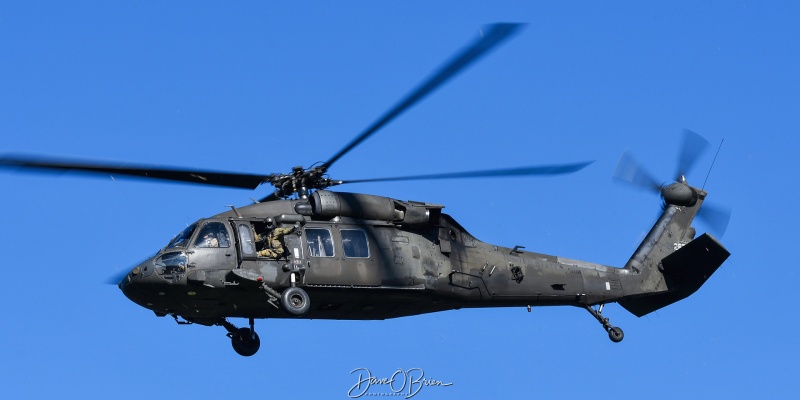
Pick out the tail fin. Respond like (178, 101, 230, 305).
(617, 187, 731, 317)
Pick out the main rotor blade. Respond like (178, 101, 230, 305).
(0, 154, 269, 189)
(256, 192, 282, 203)
(106, 268, 131, 285)
(338, 161, 593, 184)
(613, 150, 662, 194)
(676, 129, 710, 180)
(320, 23, 524, 172)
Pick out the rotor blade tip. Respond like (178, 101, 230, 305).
(485, 22, 526, 32)
(564, 160, 594, 173)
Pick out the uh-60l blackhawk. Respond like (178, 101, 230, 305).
(0, 23, 730, 356)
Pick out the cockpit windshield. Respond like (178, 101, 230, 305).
(167, 223, 198, 249)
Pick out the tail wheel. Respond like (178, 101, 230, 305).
(231, 327, 260, 357)
(281, 287, 311, 316)
(608, 327, 624, 343)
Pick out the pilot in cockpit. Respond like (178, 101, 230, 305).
(201, 232, 219, 248)
(195, 222, 229, 248)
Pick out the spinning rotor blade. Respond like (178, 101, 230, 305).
(105, 268, 131, 285)
(612, 150, 662, 193)
(613, 130, 731, 237)
(698, 203, 731, 237)
(676, 129, 710, 180)
(257, 192, 282, 203)
(338, 161, 594, 184)
(105, 256, 152, 285)
(320, 23, 523, 172)
(0, 154, 269, 189)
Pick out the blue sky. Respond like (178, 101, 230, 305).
(1, 1, 798, 399)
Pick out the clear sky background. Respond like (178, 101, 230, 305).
(1, 1, 798, 399)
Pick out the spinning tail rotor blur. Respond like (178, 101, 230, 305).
(613, 129, 731, 236)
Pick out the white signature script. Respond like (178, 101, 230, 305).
(348, 367, 453, 398)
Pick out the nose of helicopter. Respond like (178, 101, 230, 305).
(116, 257, 161, 309)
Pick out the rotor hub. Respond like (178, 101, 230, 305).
(660, 181, 698, 207)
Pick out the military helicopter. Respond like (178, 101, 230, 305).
(0, 23, 729, 357)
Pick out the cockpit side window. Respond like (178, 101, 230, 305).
(167, 223, 197, 249)
(341, 229, 369, 258)
(194, 222, 231, 248)
(306, 227, 334, 257)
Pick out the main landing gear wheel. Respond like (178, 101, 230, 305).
(219, 318, 261, 356)
(281, 287, 310, 316)
(231, 327, 261, 357)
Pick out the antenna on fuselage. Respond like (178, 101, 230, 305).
(227, 205, 243, 218)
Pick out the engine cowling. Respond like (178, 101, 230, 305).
(308, 190, 442, 225)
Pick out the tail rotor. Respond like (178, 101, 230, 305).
(613, 130, 730, 237)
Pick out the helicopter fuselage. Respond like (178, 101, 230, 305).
(120, 191, 626, 325)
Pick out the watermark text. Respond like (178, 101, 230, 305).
(348, 367, 453, 398)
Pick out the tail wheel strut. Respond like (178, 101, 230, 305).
(584, 304, 624, 343)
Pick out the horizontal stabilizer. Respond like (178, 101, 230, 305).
(620, 233, 730, 317)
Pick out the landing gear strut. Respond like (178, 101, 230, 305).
(219, 317, 261, 356)
(584, 304, 624, 343)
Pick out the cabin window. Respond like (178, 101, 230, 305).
(306, 228, 334, 257)
(341, 229, 369, 258)
(238, 224, 255, 255)
(167, 223, 197, 249)
(194, 222, 231, 248)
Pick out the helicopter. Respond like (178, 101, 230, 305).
(0, 23, 729, 357)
